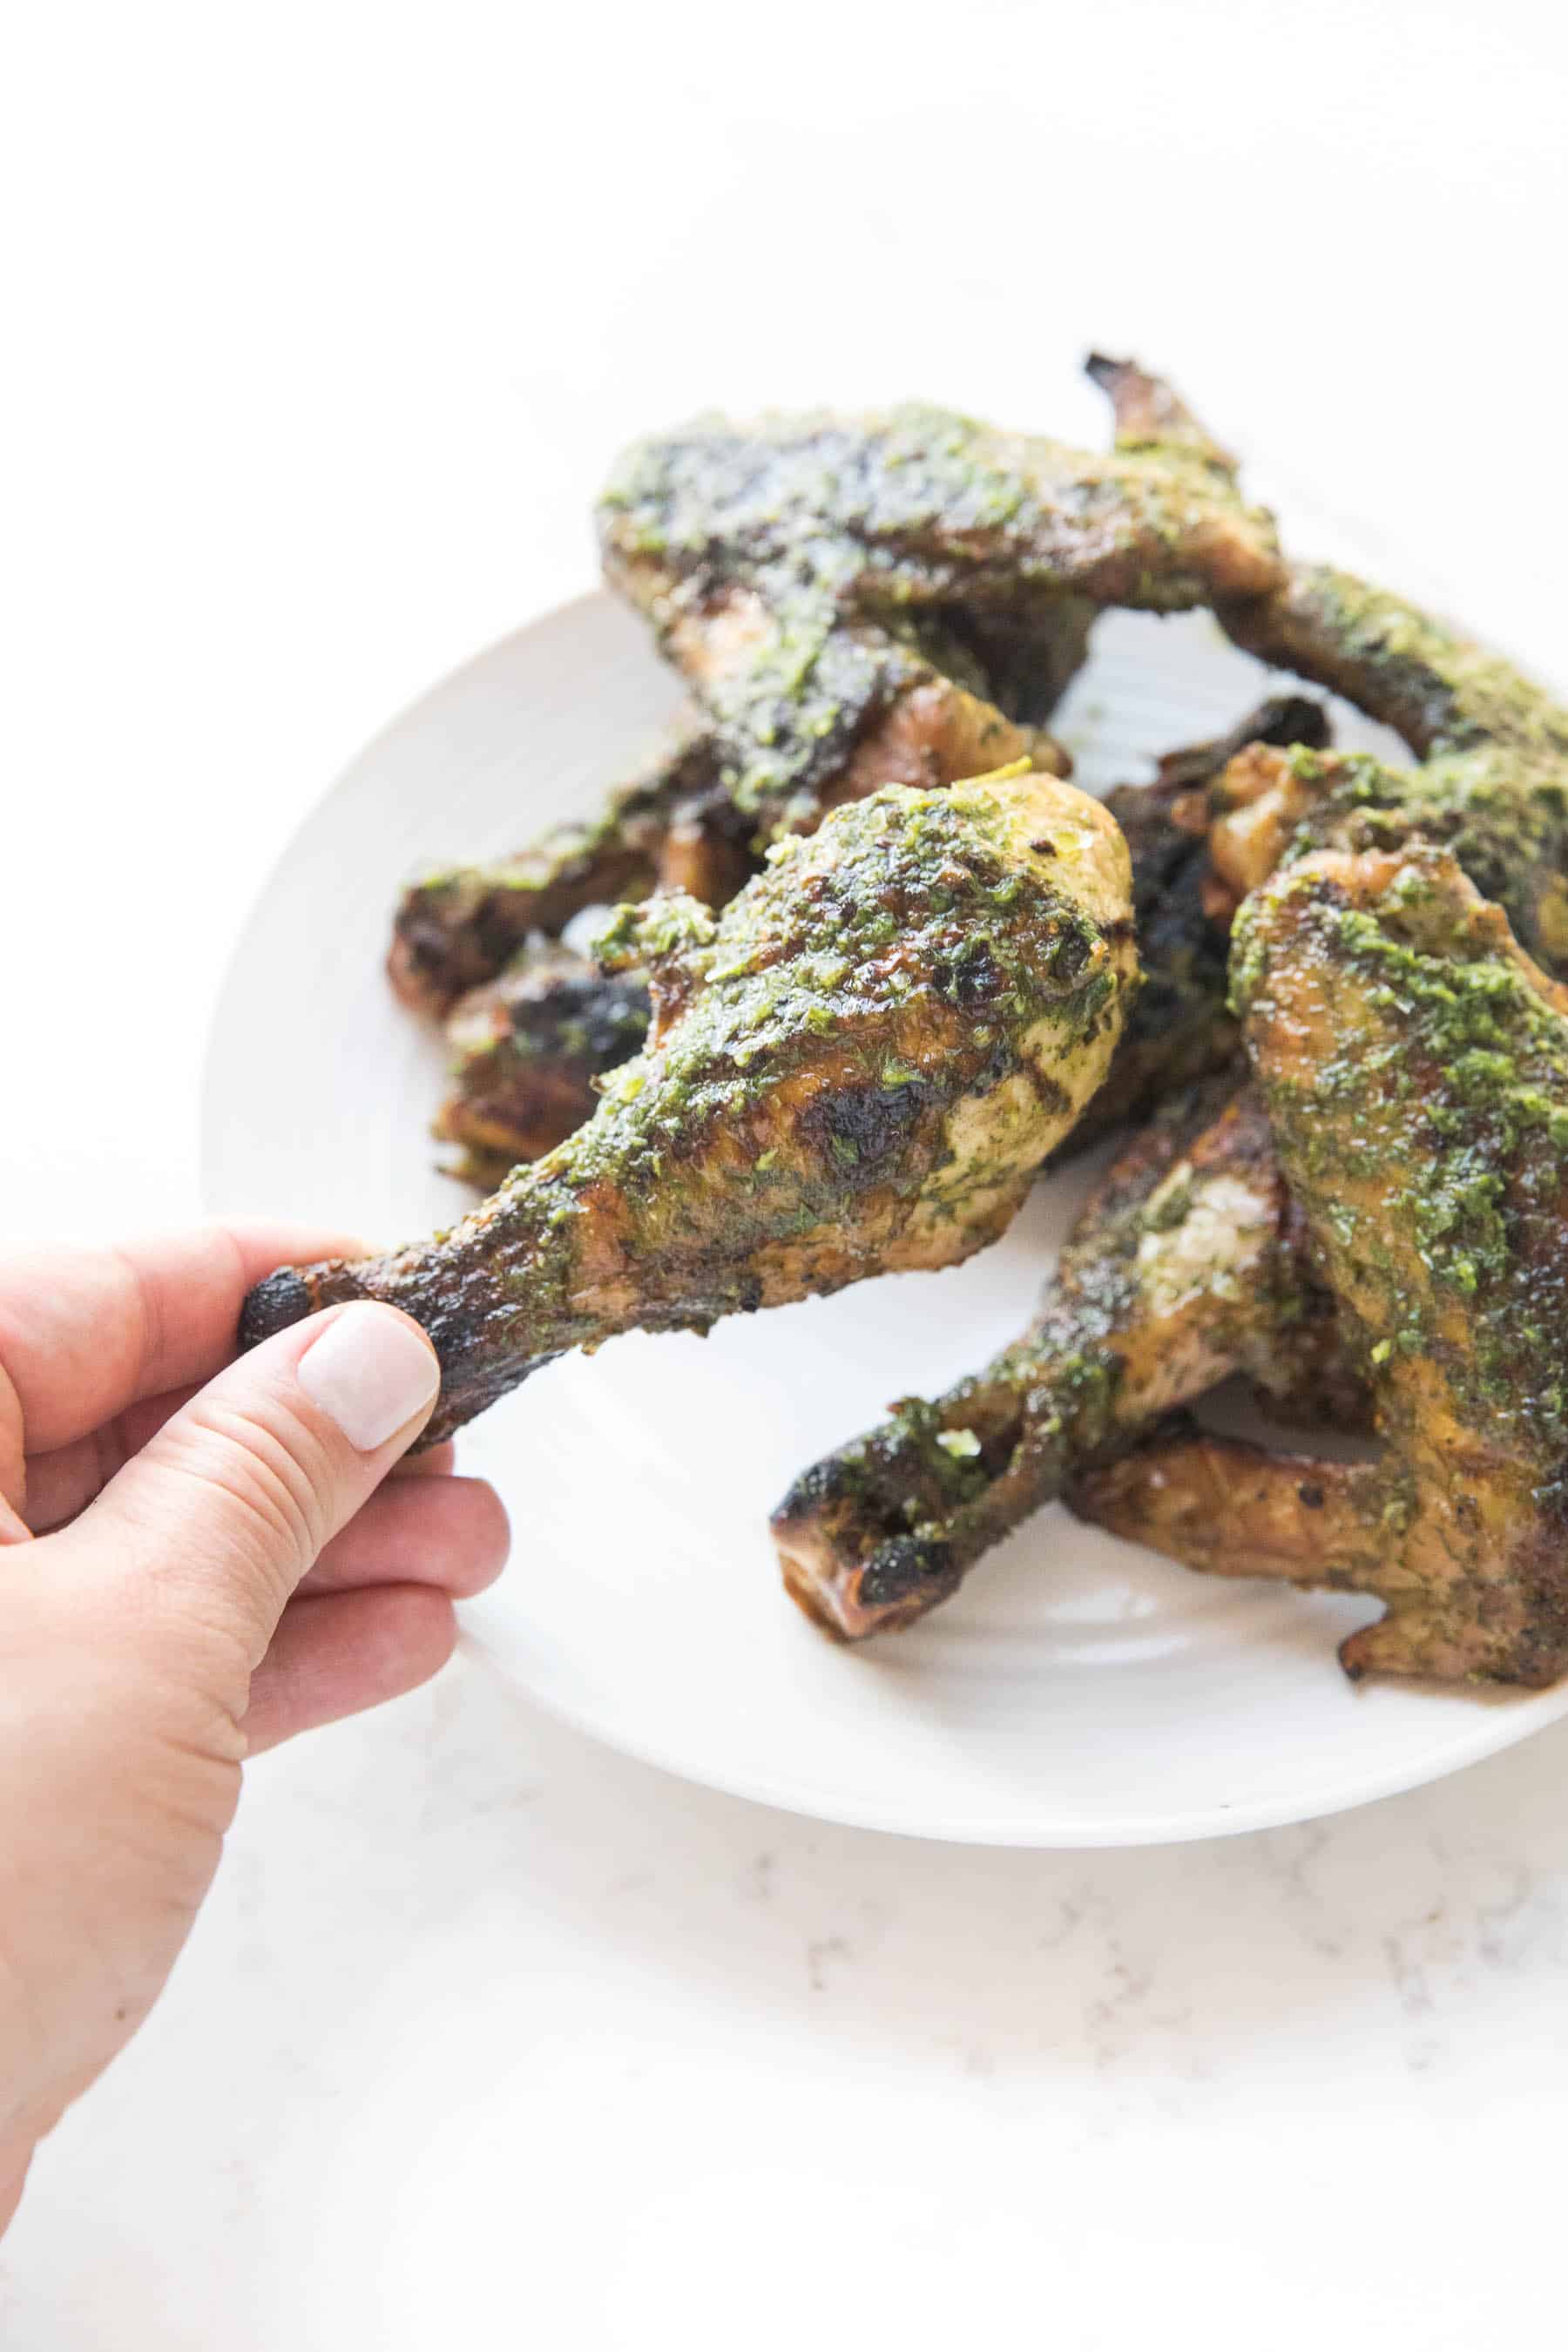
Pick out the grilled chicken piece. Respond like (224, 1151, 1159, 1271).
(1073, 846, 1568, 1686)
(244, 766, 1137, 1442)
(390, 359, 1280, 1015)
(601, 355, 1278, 844)
(435, 940, 652, 1186)
(771, 1081, 1359, 1640)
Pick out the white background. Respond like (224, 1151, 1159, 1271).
(3, 2, 1567, 2343)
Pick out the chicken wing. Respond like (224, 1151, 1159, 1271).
(389, 360, 1280, 1014)
(1073, 845, 1568, 1686)
(243, 765, 1137, 1442)
(600, 355, 1278, 841)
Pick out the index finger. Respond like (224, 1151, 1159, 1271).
(0, 1225, 367, 1486)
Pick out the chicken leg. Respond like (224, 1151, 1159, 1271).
(771, 1080, 1358, 1639)
(243, 764, 1137, 1442)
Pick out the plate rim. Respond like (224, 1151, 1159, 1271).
(456, 1611, 1568, 1848)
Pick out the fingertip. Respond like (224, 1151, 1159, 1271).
(426, 1476, 510, 1595)
(470, 1477, 512, 1571)
(221, 1219, 374, 1266)
(372, 1581, 460, 1680)
(341, 1582, 458, 1715)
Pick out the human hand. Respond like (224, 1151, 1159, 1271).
(0, 1226, 509, 2234)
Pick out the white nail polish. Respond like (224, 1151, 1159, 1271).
(298, 1304, 440, 1450)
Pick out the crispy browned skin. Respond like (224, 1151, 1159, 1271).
(390, 360, 1281, 1015)
(1073, 846, 1568, 1686)
(245, 767, 1137, 1443)
(771, 1081, 1357, 1640)
(435, 939, 652, 1186)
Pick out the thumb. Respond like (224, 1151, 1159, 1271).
(55, 1302, 441, 1701)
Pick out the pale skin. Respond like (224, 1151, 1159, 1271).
(0, 1224, 510, 2236)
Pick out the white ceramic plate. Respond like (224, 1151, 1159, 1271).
(203, 580, 1568, 1845)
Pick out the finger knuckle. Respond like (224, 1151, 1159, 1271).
(167, 1398, 335, 1582)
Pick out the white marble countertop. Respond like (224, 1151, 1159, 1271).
(3, 3, 1566, 2342)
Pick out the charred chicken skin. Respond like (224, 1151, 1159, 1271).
(245, 766, 1137, 1443)
(389, 359, 1280, 1017)
(598, 355, 1276, 841)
